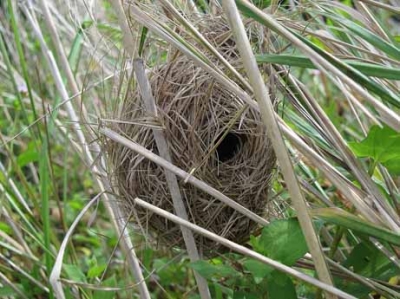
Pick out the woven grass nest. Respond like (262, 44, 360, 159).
(107, 16, 276, 256)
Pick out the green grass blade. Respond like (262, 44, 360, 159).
(290, 31, 400, 108)
(341, 20, 400, 60)
(256, 54, 400, 80)
(0, 33, 29, 122)
(38, 137, 53, 298)
(138, 26, 148, 57)
(68, 26, 84, 75)
(6, 0, 40, 133)
(236, 0, 400, 108)
(310, 208, 400, 246)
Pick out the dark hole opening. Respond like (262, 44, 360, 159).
(216, 132, 243, 162)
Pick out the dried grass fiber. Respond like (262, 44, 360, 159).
(106, 16, 276, 255)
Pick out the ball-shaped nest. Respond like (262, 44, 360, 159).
(107, 56, 276, 255)
(106, 16, 276, 255)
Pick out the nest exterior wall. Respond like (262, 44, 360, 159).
(107, 17, 276, 255)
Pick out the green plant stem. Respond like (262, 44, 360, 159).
(0, 133, 40, 214)
(6, 0, 40, 137)
(39, 118, 53, 299)
(368, 160, 377, 177)
(328, 227, 346, 260)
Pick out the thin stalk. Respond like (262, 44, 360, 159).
(50, 194, 101, 299)
(328, 227, 346, 260)
(221, 2, 336, 298)
(358, 0, 400, 14)
(133, 58, 211, 299)
(23, 6, 151, 299)
(0, 183, 41, 243)
(0, 160, 33, 216)
(0, 206, 35, 264)
(370, 238, 400, 269)
(134, 197, 356, 299)
(0, 271, 29, 299)
(109, 0, 137, 55)
(0, 133, 40, 212)
(37, 0, 89, 121)
(234, 0, 400, 231)
(326, 258, 400, 299)
(0, 253, 49, 293)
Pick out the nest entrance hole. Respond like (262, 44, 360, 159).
(216, 132, 245, 162)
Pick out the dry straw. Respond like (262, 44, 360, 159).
(105, 15, 276, 256)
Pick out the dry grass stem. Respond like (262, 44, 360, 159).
(133, 197, 357, 299)
(23, 4, 151, 298)
(132, 58, 211, 298)
(221, 0, 336, 296)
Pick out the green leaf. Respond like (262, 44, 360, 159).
(243, 259, 273, 283)
(213, 282, 223, 299)
(142, 247, 154, 271)
(64, 264, 86, 283)
(335, 279, 369, 299)
(344, 241, 399, 279)
(87, 264, 106, 278)
(73, 234, 101, 247)
(212, 282, 234, 299)
(0, 285, 21, 296)
(253, 0, 271, 9)
(267, 271, 297, 299)
(17, 149, 39, 167)
(310, 207, 400, 246)
(68, 26, 84, 75)
(189, 260, 241, 280)
(153, 258, 187, 286)
(382, 156, 400, 175)
(0, 221, 12, 234)
(255, 218, 308, 266)
(349, 125, 400, 175)
(233, 291, 260, 299)
(92, 275, 117, 299)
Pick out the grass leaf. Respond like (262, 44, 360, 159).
(310, 208, 400, 246)
(256, 54, 400, 80)
(341, 20, 400, 60)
